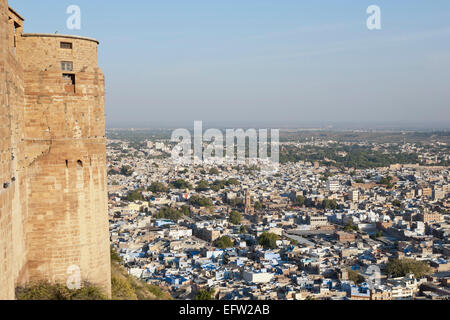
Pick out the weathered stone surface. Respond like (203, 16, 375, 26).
(0, 1, 111, 299)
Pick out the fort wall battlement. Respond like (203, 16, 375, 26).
(0, 1, 111, 299)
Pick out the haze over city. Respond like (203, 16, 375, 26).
(9, 0, 450, 128)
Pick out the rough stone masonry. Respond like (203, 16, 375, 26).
(0, 1, 111, 299)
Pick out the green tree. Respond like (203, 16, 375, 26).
(254, 201, 263, 211)
(189, 195, 213, 207)
(227, 197, 244, 208)
(156, 207, 183, 221)
(347, 269, 365, 285)
(125, 189, 144, 202)
(344, 222, 359, 232)
(169, 179, 193, 190)
(386, 258, 432, 278)
(195, 289, 215, 300)
(322, 199, 338, 210)
(209, 168, 220, 175)
(239, 225, 247, 234)
(373, 231, 383, 238)
(120, 165, 134, 177)
(293, 195, 305, 207)
(258, 232, 279, 249)
(195, 180, 210, 192)
(147, 182, 168, 193)
(214, 236, 234, 249)
(226, 178, 240, 186)
(229, 211, 242, 225)
(179, 205, 190, 216)
(392, 200, 402, 208)
(379, 176, 394, 189)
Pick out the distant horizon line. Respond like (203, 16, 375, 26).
(106, 121, 450, 132)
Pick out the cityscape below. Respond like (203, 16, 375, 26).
(1, 0, 449, 306)
(106, 128, 450, 300)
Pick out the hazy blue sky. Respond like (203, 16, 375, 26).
(9, 0, 450, 128)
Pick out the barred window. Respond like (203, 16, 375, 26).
(61, 61, 73, 71)
(60, 42, 72, 49)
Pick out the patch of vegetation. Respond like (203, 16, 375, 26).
(148, 181, 169, 193)
(209, 168, 220, 175)
(125, 189, 144, 202)
(372, 231, 383, 238)
(258, 232, 280, 249)
(195, 180, 210, 192)
(279, 144, 419, 169)
(386, 258, 432, 278)
(293, 195, 306, 207)
(169, 179, 193, 190)
(322, 199, 338, 210)
(347, 269, 366, 285)
(378, 176, 394, 189)
(227, 197, 244, 208)
(15, 282, 107, 300)
(156, 206, 189, 221)
(210, 179, 240, 192)
(254, 201, 263, 211)
(120, 165, 134, 177)
(214, 236, 234, 249)
(344, 222, 359, 232)
(229, 211, 242, 225)
(110, 246, 122, 263)
(110, 248, 172, 300)
(195, 288, 215, 300)
(189, 195, 213, 207)
(392, 199, 402, 208)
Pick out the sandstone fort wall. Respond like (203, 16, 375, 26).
(0, 1, 111, 299)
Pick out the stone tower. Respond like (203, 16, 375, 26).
(0, 2, 111, 299)
(244, 189, 254, 215)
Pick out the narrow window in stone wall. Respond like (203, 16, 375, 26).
(62, 74, 76, 93)
(61, 61, 73, 71)
(60, 42, 73, 49)
(13, 22, 17, 55)
(62, 73, 75, 85)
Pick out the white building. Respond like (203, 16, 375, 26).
(242, 270, 274, 284)
(327, 181, 340, 192)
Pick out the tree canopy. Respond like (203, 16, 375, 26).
(386, 258, 432, 278)
(195, 289, 215, 300)
(258, 232, 279, 249)
(169, 179, 193, 190)
(155, 206, 189, 221)
(120, 165, 134, 177)
(229, 211, 242, 225)
(214, 236, 234, 249)
(125, 189, 144, 202)
(189, 195, 213, 207)
(147, 182, 168, 193)
(195, 180, 210, 192)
